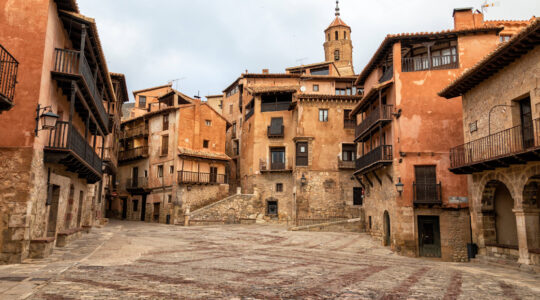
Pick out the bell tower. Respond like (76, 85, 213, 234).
(324, 1, 354, 75)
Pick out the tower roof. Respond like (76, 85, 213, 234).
(327, 1, 350, 29)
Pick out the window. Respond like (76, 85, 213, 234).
(229, 104, 233, 114)
(319, 109, 328, 122)
(157, 165, 164, 178)
(296, 142, 308, 166)
(267, 200, 278, 215)
(144, 170, 148, 178)
(327, 33, 330, 41)
(342, 144, 356, 161)
(139, 96, 147, 108)
(334, 50, 340, 61)
(161, 135, 169, 155)
(414, 165, 437, 203)
(268, 117, 284, 137)
(344, 31, 347, 40)
(133, 200, 139, 211)
(344, 109, 355, 128)
(313, 84, 319, 92)
(168, 195, 172, 203)
(500, 34, 512, 42)
(232, 122, 237, 137)
(261, 93, 292, 112)
(276, 183, 283, 192)
(335, 88, 346, 95)
(163, 115, 169, 130)
(203, 140, 209, 148)
(233, 140, 239, 156)
(335, 31, 338, 40)
(170, 165, 174, 174)
(311, 67, 329, 76)
(210, 167, 218, 183)
(219, 100, 223, 109)
(270, 147, 285, 170)
(369, 216, 372, 229)
(353, 187, 363, 206)
(205, 120, 212, 126)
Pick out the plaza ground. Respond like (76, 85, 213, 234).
(0, 220, 539, 299)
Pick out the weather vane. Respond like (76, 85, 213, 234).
(335, 0, 340, 16)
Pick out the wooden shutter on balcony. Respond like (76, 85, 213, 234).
(296, 142, 308, 166)
(269, 118, 283, 135)
(415, 166, 436, 202)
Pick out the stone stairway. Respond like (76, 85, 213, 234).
(185, 193, 262, 226)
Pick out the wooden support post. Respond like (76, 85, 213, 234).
(372, 171, 382, 185)
(68, 82, 76, 145)
(363, 174, 373, 187)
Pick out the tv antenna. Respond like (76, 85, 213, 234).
(168, 77, 186, 90)
(480, 1, 500, 14)
(194, 90, 201, 99)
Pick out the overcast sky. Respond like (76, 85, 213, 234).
(78, 0, 539, 101)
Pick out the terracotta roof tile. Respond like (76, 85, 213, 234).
(247, 86, 299, 94)
(178, 147, 231, 161)
(327, 17, 350, 29)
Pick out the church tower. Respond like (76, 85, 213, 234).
(324, 1, 354, 75)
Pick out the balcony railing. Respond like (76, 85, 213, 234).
(45, 121, 102, 179)
(344, 119, 356, 129)
(413, 182, 442, 205)
(402, 54, 459, 72)
(449, 118, 540, 174)
(0, 44, 19, 110)
(355, 145, 393, 174)
(178, 171, 227, 184)
(124, 177, 149, 190)
(267, 125, 284, 138)
(338, 159, 356, 169)
(355, 105, 394, 140)
(261, 102, 291, 112)
(118, 146, 149, 162)
(53, 48, 108, 130)
(121, 125, 149, 140)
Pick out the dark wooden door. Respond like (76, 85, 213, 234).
(520, 97, 534, 149)
(132, 167, 139, 187)
(210, 167, 218, 183)
(47, 185, 61, 238)
(141, 195, 147, 222)
(353, 187, 363, 205)
(121, 198, 127, 219)
(418, 216, 441, 257)
(271, 147, 286, 170)
(296, 142, 308, 166)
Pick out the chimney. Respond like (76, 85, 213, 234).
(262, 69, 269, 74)
(453, 7, 484, 29)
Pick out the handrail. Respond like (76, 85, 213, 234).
(0, 44, 19, 103)
(413, 182, 442, 204)
(402, 54, 459, 72)
(177, 171, 227, 184)
(118, 146, 149, 161)
(355, 145, 393, 172)
(355, 105, 393, 139)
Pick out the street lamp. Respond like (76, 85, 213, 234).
(395, 177, 404, 196)
(300, 173, 307, 186)
(35, 104, 59, 136)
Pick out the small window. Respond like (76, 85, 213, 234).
(344, 31, 347, 40)
(139, 96, 147, 108)
(168, 195, 172, 203)
(342, 144, 356, 161)
(319, 109, 328, 122)
(163, 115, 169, 130)
(161, 135, 169, 155)
(276, 183, 283, 192)
(157, 165, 163, 178)
(229, 104, 233, 114)
(335, 31, 338, 40)
(327, 33, 330, 41)
(313, 84, 319, 92)
(232, 122, 237, 137)
(133, 200, 139, 211)
(205, 120, 212, 126)
(170, 165, 174, 174)
(334, 50, 340, 61)
(369, 216, 372, 229)
(203, 140, 209, 148)
(219, 100, 223, 109)
(144, 170, 148, 178)
(267, 200, 278, 215)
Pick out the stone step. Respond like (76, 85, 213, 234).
(472, 254, 539, 274)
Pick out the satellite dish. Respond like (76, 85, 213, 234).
(300, 86, 306, 92)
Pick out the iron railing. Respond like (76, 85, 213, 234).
(118, 146, 149, 162)
(0, 44, 19, 105)
(450, 118, 540, 169)
(267, 125, 284, 138)
(177, 171, 227, 184)
(355, 105, 394, 139)
(124, 177, 149, 189)
(355, 145, 393, 173)
(413, 182, 442, 204)
(53, 48, 108, 129)
(46, 121, 102, 174)
(402, 54, 459, 72)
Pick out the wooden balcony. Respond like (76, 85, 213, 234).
(338, 159, 356, 169)
(102, 146, 118, 174)
(413, 182, 442, 205)
(44, 121, 102, 183)
(120, 125, 149, 140)
(378, 66, 393, 83)
(118, 146, 149, 163)
(267, 125, 284, 138)
(51, 48, 109, 133)
(178, 171, 227, 185)
(355, 145, 393, 175)
(123, 177, 149, 194)
(450, 118, 540, 174)
(0, 44, 19, 112)
(355, 105, 393, 142)
(402, 54, 459, 72)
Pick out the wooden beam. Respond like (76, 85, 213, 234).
(363, 174, 373, 187)
(372, 171, 382, 185)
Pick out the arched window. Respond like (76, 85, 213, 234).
(327, 33, 330, 41)
(335, 31, 339, 40)
(334, 50, 340, 61)
(344, 31, 347, 40)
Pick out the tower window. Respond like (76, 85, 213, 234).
(327, 33, 330, 41)
(344, 31, 347, 40)
(334, 50, 340, 61)
(335, 31, 339, 40)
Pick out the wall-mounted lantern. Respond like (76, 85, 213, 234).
(35, 104, 59, 136)
(300, 173, 307, 186)
(395, 177, 404, 196)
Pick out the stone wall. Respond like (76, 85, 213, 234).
(290, 218, 364, 233)
(188, 192, 262, 224)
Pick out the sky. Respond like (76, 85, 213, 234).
(77, 0, 539, 102)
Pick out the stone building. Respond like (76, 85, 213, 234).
(115, 87, 230, 224)
(205, 94, 223, 115)
(0, 0, 122, 263)
(439, 18, 540, 270)
(220, 3, 362, 224)
(351, 8, 531, 262)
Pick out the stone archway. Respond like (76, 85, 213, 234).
(383, 211, 391, 247)
(480, 180, 517, 247)
(520, 175, 540, 251)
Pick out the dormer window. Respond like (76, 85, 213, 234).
(334, 50, 340, 61)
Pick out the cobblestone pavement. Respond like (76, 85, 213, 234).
(0, 220, 539, 299)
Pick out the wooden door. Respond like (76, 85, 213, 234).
(415, 166, 436, 202)
(296, 142, 308, 166)
(520, 97, 534, 149)
(418, 216, 441, 257)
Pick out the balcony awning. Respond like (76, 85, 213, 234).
(178, 147, 231, 162)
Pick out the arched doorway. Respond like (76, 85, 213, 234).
(522, 176, 540, 250)
(481, 180, 517, 247)
(383, 211, 391, 246)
